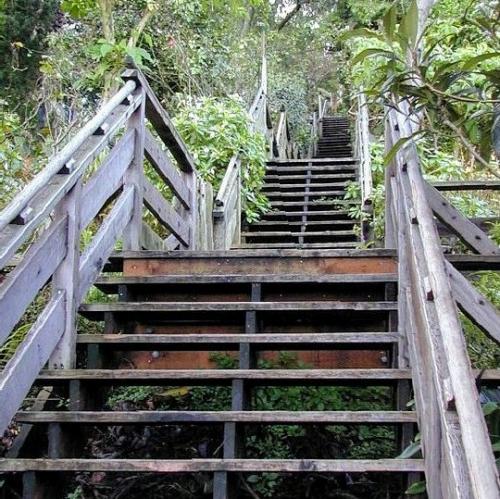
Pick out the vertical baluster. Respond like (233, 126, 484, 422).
(49, 179, 82, 369)
(122, 73, 146, 251)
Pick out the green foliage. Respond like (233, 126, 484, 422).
(0, 0, 59, 98)
(342, 0, 500, 172)
(173, 96, 269, 221)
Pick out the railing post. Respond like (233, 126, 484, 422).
(49, 180, 82, 369)
(122, 72, 146, 251)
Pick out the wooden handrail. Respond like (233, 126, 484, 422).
(386, 100, 499, 497)
(0, 66, 211, 435)
(0, 80, 137, 232)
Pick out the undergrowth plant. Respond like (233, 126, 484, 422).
(173, 96, 269, 222)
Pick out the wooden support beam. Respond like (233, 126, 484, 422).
(0, 217, 67, 345)
(0, 293, 65, 435)
(78, 187, 134, 302)
(144, 129, 191, 209)
(79, 128, 135, 230)
(122, 68, 196, 173)
(446, 261, 500, 343)
(424, 181, 499, 255)
(142, 177, 189, 247)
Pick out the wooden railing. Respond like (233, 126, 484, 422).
(385, 99, 500, 497)
(353, 89, 373, 242)
(0, 66, 213, 435)
(274, 110, 299, 160)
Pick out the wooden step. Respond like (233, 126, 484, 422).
(37, 368, 413, 385)
(79, 301, 398, 321)
(236, 242, 359, 249)
(76, 332, 399, 348)
(266, 158, 357, 165)
(260, 210, 351, 218)
(246, 220, 356, 229)
(243, 230, 357, 238)
(262, 182, 350, 190)
(95, 273, 398, 291)
(0, 458, 425, 473)
(36, 368, 500, 385)
(265, 190, 347, 198)
(15, 410, 417, 425)
(264, 174, 356, 182)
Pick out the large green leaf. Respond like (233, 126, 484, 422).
(352, 48, 396, 66)
(384, 130, 425, 167)
(461, 53, 500, 71)
(398, 0, 419, 49)
(405, 481, 426, 495)
(339, 28, 384, 43)
(383, 3, 398, 42)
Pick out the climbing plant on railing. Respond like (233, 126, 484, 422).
(174, 96, 269, 221)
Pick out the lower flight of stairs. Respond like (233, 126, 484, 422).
(1, 249, 430, 498)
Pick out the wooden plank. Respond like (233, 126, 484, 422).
(432, 180, 500, 191)
(142, 177, 189, 246)
(78, 187, 134, 302)
(94, 273, 398, 289)
(76, 332, 398, 347)
(15, 410, 418, 425)
(0, 458, 425, 473)
(123, 68, 196, 173)
(424, 181, 499, 255)
(49, 179, 82, 369)
(0, 217, 67, 345)
(144, 129, 191, 209)
(390, 106, 500, 497)
(79, 301, 398, 315)
(446, 261, 500, 343)
(446, 254, 500, 271)
(0, 293, 65, 435)
(140, 223, 164, 250)
(0, 90, 143, 269)
(79, 128, 135, 229)
(37, 368, 415, 384)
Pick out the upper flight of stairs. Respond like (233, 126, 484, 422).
(316, 116, 353, 158)
(242, 115, 359, 249)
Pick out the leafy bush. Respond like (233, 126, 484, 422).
(174, 96, 269, 222)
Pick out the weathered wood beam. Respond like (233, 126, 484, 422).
(0, 217, 67, 345)
(139, 223, 164, 251)
(142, 177, 189, 247)
(432, 180, 500, 191)
(0, 293, 65, 435)
(78, 187, 134, 303)
(0, 90, 142, 269)
(446, 261, 500, 343)
(15, 410, 418, 425)
(0, 458, 425, 473)
(144, 129, 191, 209)
(122, 68, 196, 173)
(424, 181, 499, 255)
(79, 128, 135, 230)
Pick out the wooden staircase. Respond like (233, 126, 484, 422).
(0, 62, 500, 498)
(241, 116, 359, 249)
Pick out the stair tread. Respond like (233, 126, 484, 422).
(243, 230, 357, 237)
(235, 242, 359, 249)
(0, 458, 426, 473)
(95, 273, 398, 286)
(15, 410, 417, 424)
(76, 332, 400, 345)
(79, 301, 398, 314)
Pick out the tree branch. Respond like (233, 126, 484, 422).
(277, 0, 310, 31)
